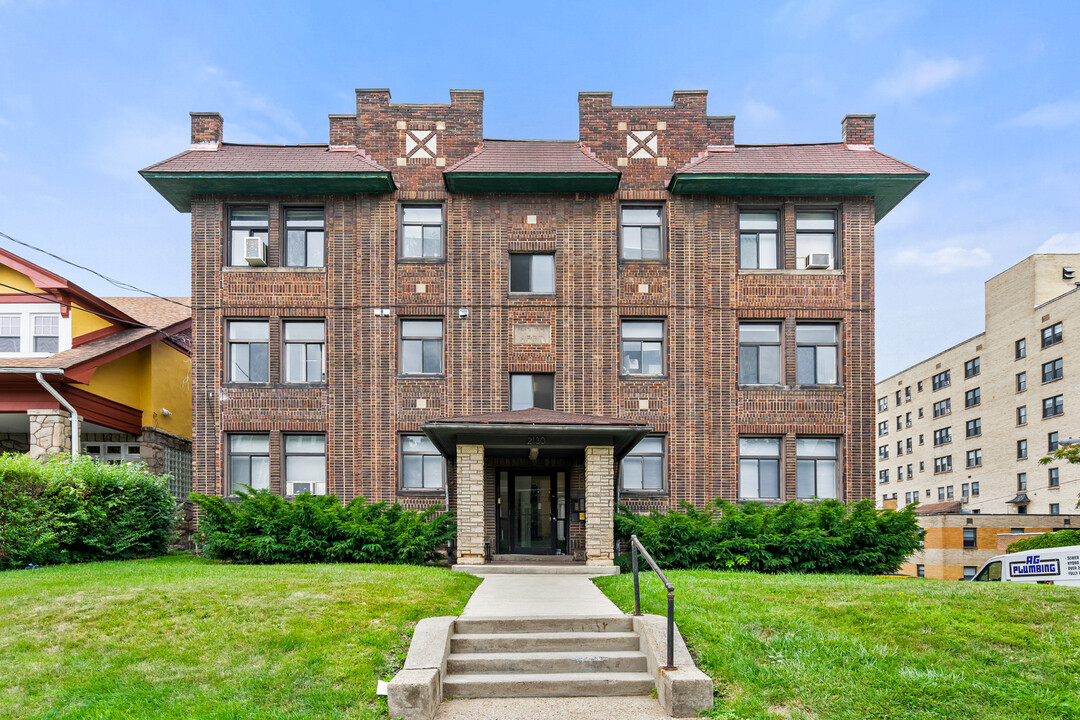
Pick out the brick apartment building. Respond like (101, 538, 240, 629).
(142, 88, 926, 566)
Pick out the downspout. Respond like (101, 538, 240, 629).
(34, 372, 79, 458)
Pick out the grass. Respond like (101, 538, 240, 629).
(0, 554, 480, 720)
(595, 571, 1080, 720)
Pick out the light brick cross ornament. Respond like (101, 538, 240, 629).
(626, 129, 658, 159)
(404, 127, 437, 160)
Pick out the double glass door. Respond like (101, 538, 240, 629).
(497, 470, 567, 555)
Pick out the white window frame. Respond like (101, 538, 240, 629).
(621, 436, 665, 492)
(0, 304, 71, 357)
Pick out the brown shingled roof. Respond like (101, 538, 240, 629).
(445, 139, 619, 174)
(141, 143, 389, 174)
(913, 501, 965, 515)
(676, 143, 926, 176)
(425, 408, 648, 426)
(101, 297, 191, 328)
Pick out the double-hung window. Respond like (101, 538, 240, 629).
(33, 316, 60, 353)
(510, 373, 554, 410)
(878, 421, 889, 436)
(933, 399, 951, 418)
(933, 427, 951, 446)
(738, 211, 778, 269)
(284, 208, 325, 267)
(229, 207, 269, 266)
(739, 322, 781, 385)
(228, 320, 269, 383)
(621, 437, 664, 491)
(401, 320, 443, 375)
(1017, 406, 1027, 425)
(1043, 394, 1064, 418)
(966, 449, 982, 468)
(963, 528, 977, 549)
(932, 370, 950, 391)
(934, 456, 952, 474)
(284, 435, 326, 495)
(796, 324, 839, 385)
(510, 253, 555, 294)
(1049, 432, 1059, 452)
(964, 357, 980, 378)
(796, 437, 838, 499)
(1049, 468, 1060, 488)
(795, 211, 836, 269)
(1042, 358, 1063, 384)
(1017, 473, 1027, 491)
(966, 418, 981, 438)
(401, 435, 444, 490)
(878, 397, 888, 412)
(621, 320, 664, 376)
(400, 205, 444, 259)
(1017, 439, 1028, 459)
(228, 434, 270, 494)
(284, 321, 325, 383)
(965, 387, 981, 408)
(0, 316, 18, 352)
(1041, 322, 1063, 348)
(1016, 338, 1026, 359)
(620, 206, 664, 260)
(878, 445, 889, 460)
(1017, 372, 1027, 392)
(739, 437, 781, 499)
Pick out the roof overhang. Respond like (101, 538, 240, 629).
(667, 172, 928, 222)
(140, 171, 397, 211)
(444, 172, 621, 194)
(422, 420, 650, 460)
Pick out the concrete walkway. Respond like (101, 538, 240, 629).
(434, 696, 677, 719)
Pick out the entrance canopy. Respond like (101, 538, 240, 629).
(422, 408, 651, 460)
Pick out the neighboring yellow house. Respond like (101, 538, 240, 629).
(0, 248, 192, 496)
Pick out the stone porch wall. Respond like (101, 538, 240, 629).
(585, 445, 615, 565)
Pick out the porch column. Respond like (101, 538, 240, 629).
(584, 445, 615, 566)
(455, 443, 486, 565)
(27, 409, 71, 459)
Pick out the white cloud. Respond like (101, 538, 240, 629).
(894, 246, 993, 274)
(1003, 100, 1080, 129)
(1036, 232, 1080, 254)
(872, 54, 980, 102)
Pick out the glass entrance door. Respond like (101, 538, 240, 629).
(511, 474, 554, 553)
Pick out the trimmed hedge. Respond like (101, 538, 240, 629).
(190, 489, 455, 564)
(1007, 529, 1080, 553)
(0, 453, 176, 570)
(615, 499, 924, 575)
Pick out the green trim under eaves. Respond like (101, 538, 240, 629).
(140, 171, 396, 212)
(444, 172, 621, 194)
(667, 172, 928, 221)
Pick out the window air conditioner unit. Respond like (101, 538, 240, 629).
(291, 482, 313, 495)
(806, 253, 831, 269)
(960, 496, 970, 504)
(244, 235, 268, 266)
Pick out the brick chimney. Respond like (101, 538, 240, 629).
(842, 114, 875, 148)
(190, 112, 222, 151)
(328, 114, 356, 149)
(707, 115, 735, 147)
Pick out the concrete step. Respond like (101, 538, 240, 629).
(453, 564, 621, 576)
(454, 616, 633, 635)
(491, 554, 579, 563)
(447, 650, 649, 675)
(451, 631, 640, 654)
(442, 671, 655, 698)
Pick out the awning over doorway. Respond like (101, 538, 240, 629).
(422, 408, 651, 460)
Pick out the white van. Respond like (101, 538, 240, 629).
(970, 545, 1080, 585)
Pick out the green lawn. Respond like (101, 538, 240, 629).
(595, 571, 1080, 720)
(0, 554, 480, 720)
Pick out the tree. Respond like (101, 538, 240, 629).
(1039, 444, 1080, 509)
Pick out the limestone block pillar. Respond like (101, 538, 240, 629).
(455, 444, 486, 565)
(585, 445, 615, 566)
(27, 409, 72, 459)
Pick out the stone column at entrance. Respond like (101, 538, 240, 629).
(584, 445, 615, 566)
(27, 409, 72, 459)
(455, 444, 486, 565)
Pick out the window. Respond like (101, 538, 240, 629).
(879, 469, 889, 483)
(964, 357, 980, 378)
(795, 438, 838, 499)
(919, 434, 924, 445)
(896, 390, 902, 405)
(971, 481, 979, 496)
(905, 412, 912, 427)
(284, 208, 325, 267)
(739, 437, 781, 499)
(0, 315, 18, 352)
(877, 397, 888, 412)
(906, 438, 913, 453)
(896, 416, 902, 432)
(963, 527, 977, 549)
(963, 566, 978, 580)
(1041, 321, 1062, 348)
(284, 435, 326, 495)
(228, 434, 270, 494)
(907, 463, 913, 477)
(510, 373, 554, 411)
(1017, 440, 1028, 459)
(622, 206, 664, 261)
(896, 440, 903, 455)
(905, 387, 912, 403)
(919, 461, 925, 472)
(400, 435, 444, 490)
(33, 316, 59, 353)
(401, 320, 443, 375)
(1017, 473, 1027, 491)
(621, 437, 665, 491)
(917, 565, 925, 578)
(947, 485, 955, 499)
(933, 399, 951, 418)
(938, 487, 945, 500)
(1017, 372, 1027, 392)
(0, 310, 67, 356)
(82, 442, 141, 465)
(1051, 504, 1061, 515)
(1042, 358, 1063, 384)
(934, 456, 952, 474)
(962, 482, 969, 497)
(227, 320, 269, 383)
(1049, 432, 1059, 452)
(794, 210, 836, 269)
(621, 320, 665, 376)
(932, 370, 950, 391)
(966, 449, 982, 468)
(933, 427, 951, 446)
(1016, 338, 1026, 359)
(1043, 394, 1064, 418)
(905, 492, 912, 504)
(738, 211, 778, 269)
(738, 323, 780, 384)
(917, 380, 924, 392)
(1018, 505, 1028, 515)
(1049, 467, 1060, 488)
(878, 421, 889, 437)
(918, 408, 924, 418)
(400, 205, 444, 259)
(965, 388, 980, 408)
(899, 465, 907, 480)
(229, 207, 269, 266)
(1017, 406, 1027, 425)
(510, 253, 555, 293)
(966, 418, 981, 438)
(878, 445, 889, 460)
(283, 321, 325, 383)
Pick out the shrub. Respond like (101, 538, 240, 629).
(190, 489, 456, 565)
(0, 453, 176, 570)
(1007, 529, 1080, 553)
(614, 498, 924, 575)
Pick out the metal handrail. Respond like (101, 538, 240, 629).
(630, 534, 676, 670)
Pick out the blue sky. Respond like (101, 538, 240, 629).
(1, 0, 1078, 379)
